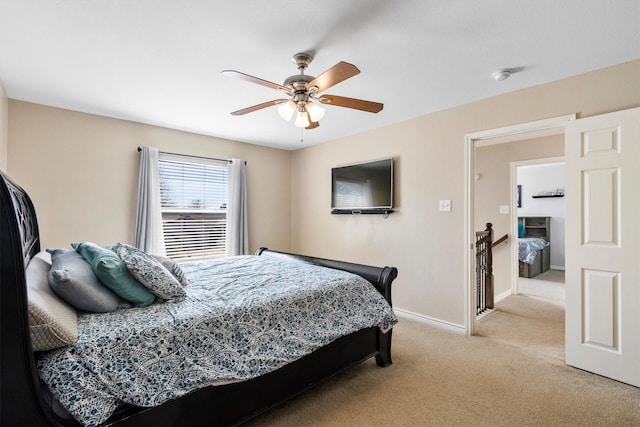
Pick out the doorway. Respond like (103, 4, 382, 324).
(464, 114, 575, 335)
(467, 108, 640, 385)
(513, 160, 566, 303)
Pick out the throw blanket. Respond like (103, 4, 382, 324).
(37, 256, 397, 426)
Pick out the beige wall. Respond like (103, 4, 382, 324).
(6, 60, 640, 328)
(475, 135, 564, 299)
(291, 59, 640, 327)
(7, 101, 292, 252)
(0, 80, 7, 171)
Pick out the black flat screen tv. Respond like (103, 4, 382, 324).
(331, 158, 394, 214)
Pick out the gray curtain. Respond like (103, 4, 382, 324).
(225, 158, 248, 256)
(134, 146, 166, 255)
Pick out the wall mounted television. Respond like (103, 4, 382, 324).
(331, 158, 394, 215)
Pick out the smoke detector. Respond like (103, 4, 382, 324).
(492, 69, 512, 81)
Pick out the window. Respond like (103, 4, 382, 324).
(158, 155, 228, 261)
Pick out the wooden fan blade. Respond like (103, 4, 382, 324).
(318, 95, 383, 113)
(306, 62, 360, 93)
(222, 70, 293, 95)
(230, 99, 289, 116)
(306, 113, 320, 129)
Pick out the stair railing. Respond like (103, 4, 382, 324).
(475, 223, 494, 315)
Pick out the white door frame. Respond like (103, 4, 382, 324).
(464, 114, 575, 335)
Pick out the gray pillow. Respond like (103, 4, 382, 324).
(46, 248, 129, 313)
(114, 243, 187, 302)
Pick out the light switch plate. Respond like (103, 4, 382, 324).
(500, 205, 509, 214)
(439, 200, 452, 212)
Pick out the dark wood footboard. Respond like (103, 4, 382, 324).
(256, 247, 397, 367)
(255, 247, 397, 307)
(0, 170, 397, 426)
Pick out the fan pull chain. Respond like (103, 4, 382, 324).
(300, 125, 304, 143)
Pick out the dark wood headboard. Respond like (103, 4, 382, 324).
(0, 170, 57, 426)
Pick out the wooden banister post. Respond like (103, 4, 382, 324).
(485, 223, 494, 310)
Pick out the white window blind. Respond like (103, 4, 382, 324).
(158, 155, 228, 261)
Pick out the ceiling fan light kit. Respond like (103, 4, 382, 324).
(294, 110, 310, 128)
(306, 100, 325, 122)
(277, 100, 296, 121)
(222, 52, 383, 131)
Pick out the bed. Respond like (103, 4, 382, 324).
(517, 217, 551, 278)
(0, 170, 398, 426)
(518, 237, 550, 278)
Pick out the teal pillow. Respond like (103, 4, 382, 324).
(47, 248, 129, 313)
(71, 242, 155, 307)
(518, 223, 525, 238)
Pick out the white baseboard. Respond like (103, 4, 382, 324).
(550, 265, 565, 271)
(394, 308, 466, 334)
(495, 289, 512, 303)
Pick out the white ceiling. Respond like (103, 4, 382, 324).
(1, 1, 638, 150)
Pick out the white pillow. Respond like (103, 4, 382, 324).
(26, 251, 78, 351)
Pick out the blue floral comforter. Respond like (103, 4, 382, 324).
(37, 255, 397, 426)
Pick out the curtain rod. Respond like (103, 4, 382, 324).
(137, 146, 235, 163)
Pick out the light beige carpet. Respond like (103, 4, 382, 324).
(518, 269, 565, 302)
(247, 295, 640, 426)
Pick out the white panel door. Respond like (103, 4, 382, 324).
(565, 107, 640, 386)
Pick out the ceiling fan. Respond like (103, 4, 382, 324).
(222, 52, 383, 130)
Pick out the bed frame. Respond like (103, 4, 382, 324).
(518, 245, 550, 278)
(0, 170, 398, 426)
